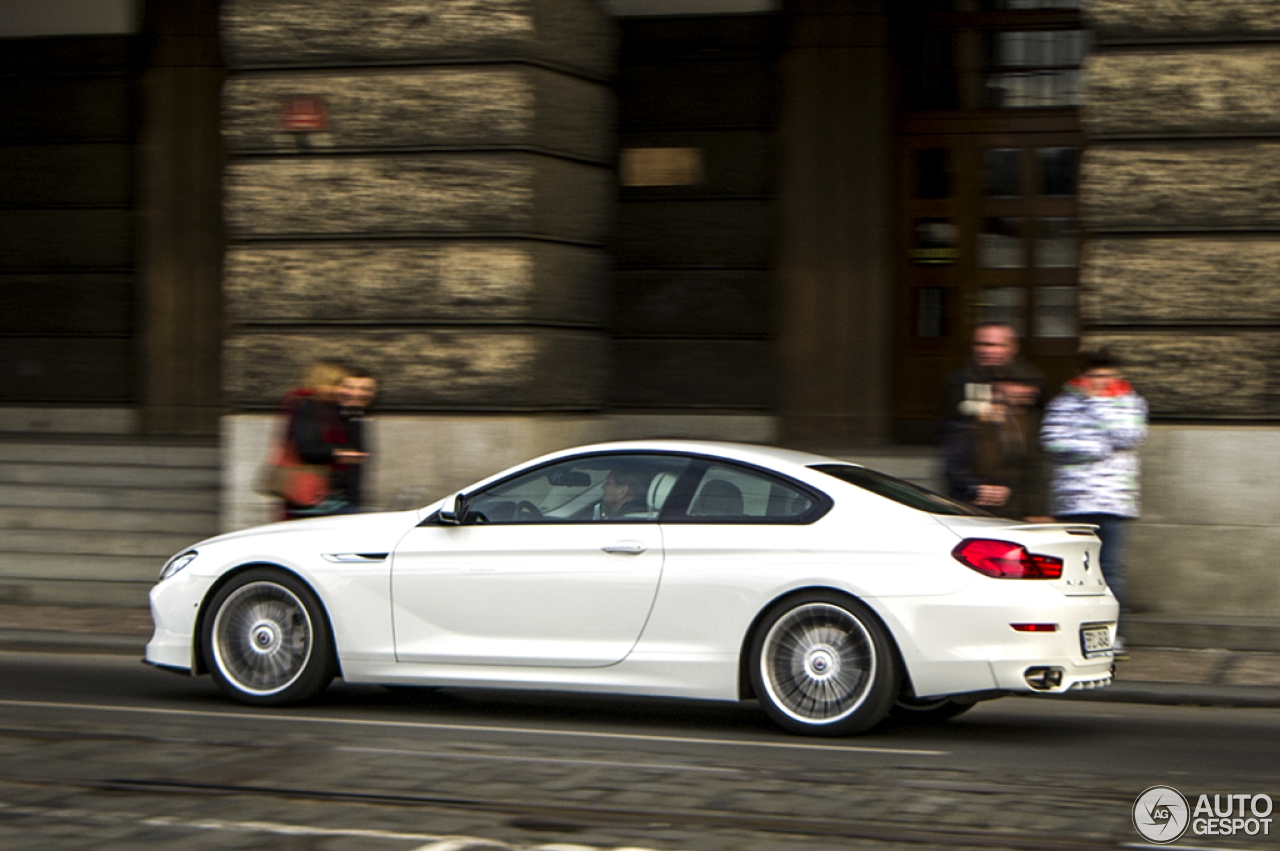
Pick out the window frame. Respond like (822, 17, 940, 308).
(660, 457, 833, 525)
(423, 451, 833, 527)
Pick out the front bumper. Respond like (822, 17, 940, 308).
(145, 568, 212, 672)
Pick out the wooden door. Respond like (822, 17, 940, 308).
(892, 0, 1087, 441)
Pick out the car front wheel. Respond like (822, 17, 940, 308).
(749, 592, 900, 735)
(202, 568, 335, 705)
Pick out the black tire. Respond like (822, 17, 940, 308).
(749, 591, 900, 736)
(889, 695, 976, 723)
(201, 568, 335, 706)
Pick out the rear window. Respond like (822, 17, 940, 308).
(810, 464, 988, 517)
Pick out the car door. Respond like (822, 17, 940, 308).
(390, 453, 689, 668)
(653, 462, 834, 641)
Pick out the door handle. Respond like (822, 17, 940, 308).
(602, 542, 647, 555)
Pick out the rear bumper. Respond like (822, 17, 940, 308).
(881, 581, 1119, 699)
(990, 654, 1114, 694)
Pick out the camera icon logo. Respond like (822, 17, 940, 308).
(1134, 785, 1190, 844)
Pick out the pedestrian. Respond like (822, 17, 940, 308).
(1040, 348, 1148, 652)
(269, 360, 368, 519)
(943, 364, 1051, 521)
(943, 322, 1045, 427)
(334, 368, 378, 510)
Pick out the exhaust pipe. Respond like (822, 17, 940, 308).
(1024, 666, 1064, 690)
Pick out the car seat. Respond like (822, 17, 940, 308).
(689, 479, 744, 517)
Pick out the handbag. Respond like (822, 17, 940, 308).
(258, 444, 330, 507)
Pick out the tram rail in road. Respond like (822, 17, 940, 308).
(2, 772, 1131, 851)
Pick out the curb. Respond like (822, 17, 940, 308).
(1062, 681, 1280, 709)
(0, 630, 148, 657)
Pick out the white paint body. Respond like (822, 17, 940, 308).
(148, 441, 1117, 705)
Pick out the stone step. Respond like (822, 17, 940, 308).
(0, 505, 217, 535)
(0, 439, 220, 467)
(0, 530, 201, 559)
(0, 577, 152, 608)
(0, 461, 220, 489)
(0, 483, 220, 511)
(0, 407, 139, 435)
(0, 552, 166, 585)
(0, 433, 221, 608)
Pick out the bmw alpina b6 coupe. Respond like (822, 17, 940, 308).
(147, 441, 1116, 735)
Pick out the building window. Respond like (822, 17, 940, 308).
(1038, 146, 1079, 196)
(916, 148, 951, 199)
(895, 0, 1087, 436)
(904, 30, 957, 111)
(1035, 217, 1078, 268)
(976, 287, 1027, 336)
(979, 217, 1025, 269)
(982, 30, 1088, 109)
(1034, 287, 1077, 338)
(983, 148, 1023, 198)
(983, 0, 1082, 9)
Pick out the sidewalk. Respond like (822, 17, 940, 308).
(1, 604, 1278, 708)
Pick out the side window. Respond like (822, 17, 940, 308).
(466, 454, 690, 524)
(684, 464, 817, 522)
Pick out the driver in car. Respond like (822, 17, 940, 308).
(595, 463, 653, 520)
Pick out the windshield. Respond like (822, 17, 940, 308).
(809, 463, 988, 517)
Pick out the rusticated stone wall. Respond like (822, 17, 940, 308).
(221, 0, 615, 410)
(1082, 0, 1280, 420)
(1084, 1, 1280, 636)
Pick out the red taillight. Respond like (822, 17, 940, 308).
(952, 538, 1064, 579)
(1011, 623, 1059, 632)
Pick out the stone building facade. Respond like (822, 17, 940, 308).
(0, 0, 1277, 638)
(218, 0, 625, 525)
(1081, 0, 1280, 639)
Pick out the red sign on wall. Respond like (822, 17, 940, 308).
(280, 96, 329, 132)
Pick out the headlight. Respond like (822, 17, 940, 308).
(160, 550, 198, 581)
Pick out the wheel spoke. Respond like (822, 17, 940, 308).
(760, 602, 878, 724)
(212, 581, 314, 697)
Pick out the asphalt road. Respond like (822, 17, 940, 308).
(1, 650, 1278, 851)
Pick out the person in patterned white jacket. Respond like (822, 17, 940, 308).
(1040, 349, 1148, 645)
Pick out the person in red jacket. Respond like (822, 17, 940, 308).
(274, 360, 368, 519)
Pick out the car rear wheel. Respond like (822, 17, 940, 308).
(749, 592, 900, 735)
(202, 568, 334, 705)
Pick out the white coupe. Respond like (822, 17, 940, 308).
(147, 441, 1117, 735)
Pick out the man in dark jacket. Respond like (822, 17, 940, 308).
(944, 364, 1051, 521)
(943, 322, 1045, 427)
(334, 369, 377, 510)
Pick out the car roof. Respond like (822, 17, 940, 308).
(448, 441, 874, 499)
(515, 440, 852, 477)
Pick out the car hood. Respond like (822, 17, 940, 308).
(193, 509, 424, 549)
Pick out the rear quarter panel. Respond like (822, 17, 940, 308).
(636, 496, 976, 669)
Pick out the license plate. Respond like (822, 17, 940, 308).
(1080, 625, 1112, 658)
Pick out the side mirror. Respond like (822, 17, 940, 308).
(438, 493, 466, 525)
